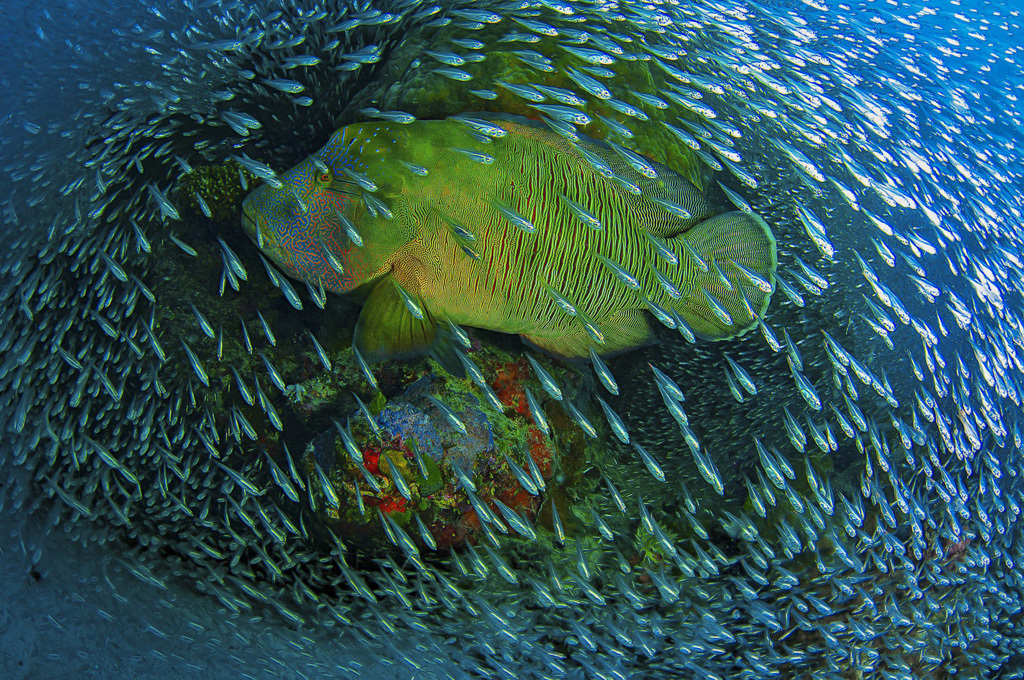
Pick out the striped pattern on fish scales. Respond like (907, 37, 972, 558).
(241, 116, 777, 360)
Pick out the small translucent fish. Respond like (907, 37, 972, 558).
(352, 346, 378, 390)
(711, 260, 734, 291)
(634, 91, 672, 114)
(650, 196, 692, 220)
(561, 44, 615, 65)
(550, 500, 566, 545)
(566, 401, 597, 438)
(362, 193, 393, 219)
(263, 450, 299, 504)
(275, 275, 304, 311)
(174, 155, 193, 174)
(260, 352, 286, 393)
(398, 434, 425, 480)
(189, 303, 215, 339)
(576, 144, 614, 178)
(392, 280, 424, 320)
(596, 254, 639, 290)
(494, 202, 535, 233)
(724, 354, 757, 395)
(432, 67, 473, 81)
(523, 386, 551, 437)
(726, 370, 745, 402)
(721, 156, 758, 189)
(381, 453, 412, 501)
(99, 251, 127, 282)
(513, 50, 555, 72)
(308, 331, 331, 371)
(596, 396, 629, 444)
(233, 154, 280, 187)
(644, 232, 679, 265)
(652, 266, 681, 300)
(353, 392, 381, 438)
(701, 288, 733, 326)
(131, 220, 151, 253)
(595, 114, 633, 139)
(608, 141, 657, 178)
(332, 209, 364, 247)
(719, 182, 752, 213)
(148, 184, 180, 221)
(263, 78, 305, 93)
(730, 258, 774, 293)
(469, 88, 498, 100)
(777, 276, 805, 307)
(752, 305, 773, 340)
(532, 83, 586, 107)
(773, 139, 824, 182)
(635, 443, 665, 482)
(691, 445, 724, 495)
(501, 450, 539, 496)
(322, 244, 345, 274)
(681, 239, 708, 271)
(543, 115, 581, 142)
(497, 81, 545, 102)
(560, 195, 603, 230)
(530, 104, 591, 126)
(449, 147, 494, 164)
(650, 364, 684, 402)
(314, 462, 340, 510)
(661, 121, 702, 150)
(525, 354, 563, 401)
(565, 67, 611, 99)
(426, 395, 467, 435)
(360, 107, 417, 124)
(449, 115, 508, 138)
(414, 513, 438, 550)
(589, 348, 619, 395)
(256, 310, 277, 346)
(216, 238, 247, 280)
(283, 54, 320, 68)
(231, 366, 254, 406)
(168, 233, 197, 257)
(647, 299, 679, 329)
(606, 98, 648, 121)
(334, 419, 362, 463)
(791, 367, 822, 410)
(181, 341, 209, 387)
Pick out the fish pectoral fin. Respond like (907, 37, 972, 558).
(353, 277, 438, 362)
(673, 211, 778, 340)
(523, 310, 654, 360)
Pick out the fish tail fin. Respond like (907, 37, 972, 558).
(672, 211, 777, 340)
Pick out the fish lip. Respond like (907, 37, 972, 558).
(240, 209, 260, 236)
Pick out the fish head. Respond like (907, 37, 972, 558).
(241, 123, 414, 294)
(241, 154, 356, 292)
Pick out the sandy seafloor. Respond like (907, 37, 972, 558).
(0, 514, 418, 679)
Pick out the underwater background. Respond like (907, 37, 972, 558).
(1, 0, 1023, 678)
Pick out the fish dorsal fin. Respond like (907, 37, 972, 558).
(353, 276, 437, 362)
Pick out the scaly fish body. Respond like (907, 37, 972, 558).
(242, 116, 777, 359)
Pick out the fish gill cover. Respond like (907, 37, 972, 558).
(0, 0, 1023, 678)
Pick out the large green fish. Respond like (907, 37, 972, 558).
(241, 116, 777, 360)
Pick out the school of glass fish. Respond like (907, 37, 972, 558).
(1, 0, 1022, 678)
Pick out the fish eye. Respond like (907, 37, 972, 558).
(318, 172, 330, 183)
